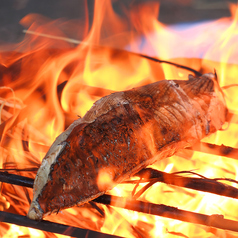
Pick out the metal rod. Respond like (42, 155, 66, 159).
(0, 211, 121, 238)
(0, 172, 34, 188)
(2, 172, 238, 233)
(2, 169, 238, 200)
(95, 195, 238, 233)
(188, 142, 238, 160)
(135, 168, 238, 199)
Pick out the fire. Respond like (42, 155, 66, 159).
(1, 0, 238, 237)
(97, 168, 116, 191)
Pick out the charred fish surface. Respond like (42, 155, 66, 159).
(28, 73, 227, 220)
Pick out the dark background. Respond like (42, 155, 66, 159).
(0, 0, 236, 43)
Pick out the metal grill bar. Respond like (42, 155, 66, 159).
(1, 172, 238, 235)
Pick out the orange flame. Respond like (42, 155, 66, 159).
(97, 168, 116, 191)
(1, 1, 238, 238)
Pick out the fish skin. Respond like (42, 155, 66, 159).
(28, 73, 227, 220)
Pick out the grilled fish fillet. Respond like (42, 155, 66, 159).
(28, 73, 227, 220)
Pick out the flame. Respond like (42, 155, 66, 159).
(1, 0, 238, 237)
(97, 168, 116, 191)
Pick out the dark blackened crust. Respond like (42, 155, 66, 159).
(28, 73, 227, 219)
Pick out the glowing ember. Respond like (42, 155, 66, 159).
(1, 0, 238, 237)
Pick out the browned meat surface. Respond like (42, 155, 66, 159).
(28, 73, 227, 220)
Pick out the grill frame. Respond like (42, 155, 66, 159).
(1, 164, 238, 237)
